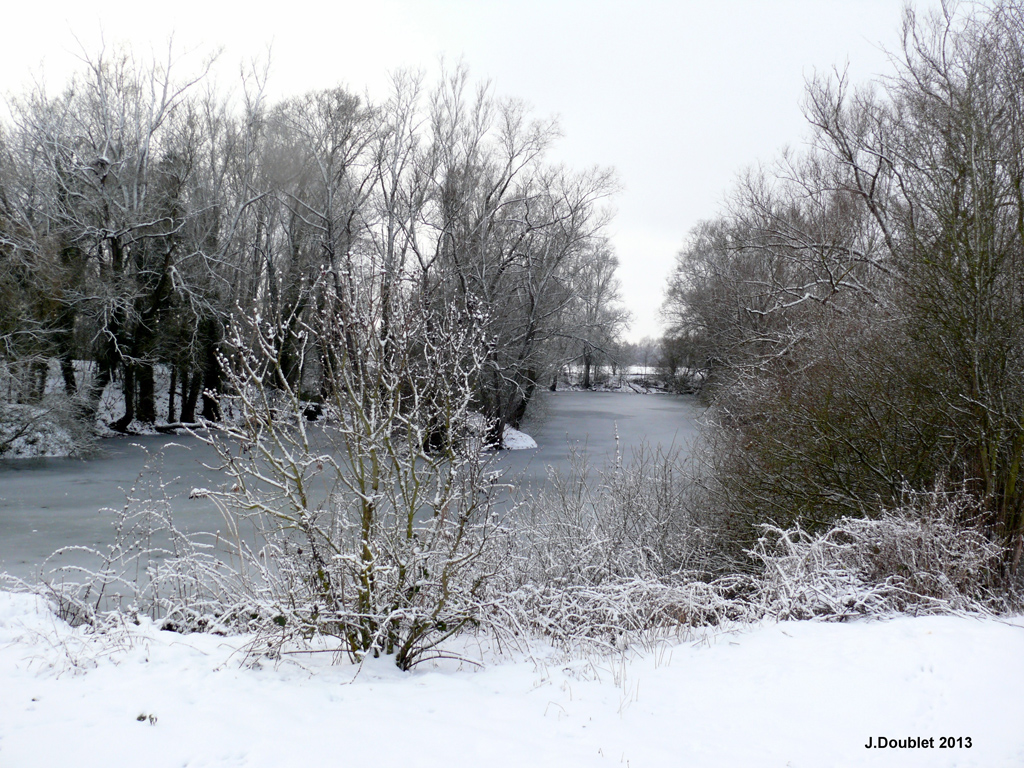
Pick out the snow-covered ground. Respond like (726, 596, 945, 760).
(1, 591, 1021, 767)
(0, 403, 80, 459)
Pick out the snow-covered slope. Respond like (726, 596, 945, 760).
(1, 591, 1020, 767)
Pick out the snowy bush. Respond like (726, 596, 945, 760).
(194, 281, 512, 669)
(492, 471, 1016, 649)
(749, 489, 1011, 620)
(498, 575, 756, 650)
(493, 444, 748, 649)
(515, 443, 711, 582)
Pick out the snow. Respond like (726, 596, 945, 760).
(1, 590, 1021, 767)
(503, 424, 538, 450)
(0, 404, 78, 458)
(464, 412, 538, 450)
(562, 381, 669, 394)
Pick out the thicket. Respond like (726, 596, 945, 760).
(663, 0, 1024, 578)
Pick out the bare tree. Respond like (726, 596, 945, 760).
(571, 240, 631, 389)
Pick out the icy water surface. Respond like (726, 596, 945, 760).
(0, 392, 703, 580)
(501, 390, 702, 485)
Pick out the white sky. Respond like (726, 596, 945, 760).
(2, 0, 934, 341)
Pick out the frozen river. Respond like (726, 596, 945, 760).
(0, 391, 703, 581)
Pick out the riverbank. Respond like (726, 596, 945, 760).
(1, 590, 1020, 767)
(1, 358, 699, 461)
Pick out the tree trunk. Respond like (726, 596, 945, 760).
(510, 370, 537, 428)
(110, 364, 136, 432)
(582, 349, 593, 390)
(60, 354, 78, 399)
(180, 369, 202, 424)
(81, 361, 113, 424)
(200, 321, 222, 421)
(29, 359, 48, 403)
(167, 366, 177, 423)
(137, 363, 156, 424)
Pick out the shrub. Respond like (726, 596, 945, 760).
(749, 489, 1010, 620)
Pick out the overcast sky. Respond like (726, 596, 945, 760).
(2, 0, 936, 340)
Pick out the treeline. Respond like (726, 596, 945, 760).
(0, 48, 627, 442)
(663, 1, 1024, 572)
